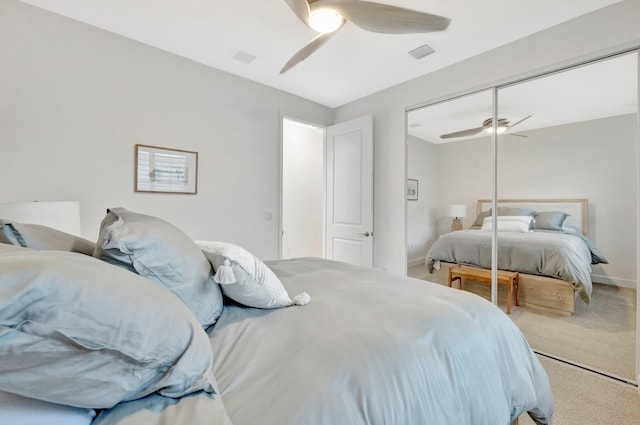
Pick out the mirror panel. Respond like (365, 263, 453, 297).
(406, 90, 496, 295)
(497, 52, 638, 382)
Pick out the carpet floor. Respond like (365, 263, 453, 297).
(519, 355, 640, 425)
(408, 264, 637, 383)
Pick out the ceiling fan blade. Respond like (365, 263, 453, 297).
(509, 133, 528, 138)
(284, 0, 311, 25)
(280, 23, 344, 74)
(440, 127, 484, 139)
(507, 114, 533, 131)
(311, 0, 450, 34)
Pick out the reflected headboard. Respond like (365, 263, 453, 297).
(477, 199, 588, 236)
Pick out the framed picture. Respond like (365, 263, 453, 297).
(407, 179, 418, 201)
(135, 144, 198, 194)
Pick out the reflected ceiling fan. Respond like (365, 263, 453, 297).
(281, 0, 451, 74)
(439, 114, 533, 140)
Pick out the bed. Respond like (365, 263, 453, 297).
(425, 199, 608, 315)
(0, 207, 554, 425)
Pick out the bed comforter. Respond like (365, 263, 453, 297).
(93, 258, 553, 425)
(426, 229, 608, 303)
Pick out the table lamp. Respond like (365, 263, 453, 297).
(447, 204, 467, 232)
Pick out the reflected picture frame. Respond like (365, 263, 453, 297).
(135, 144, 198, 194)
(407, 179, 418, 201)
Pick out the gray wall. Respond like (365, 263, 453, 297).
(0, 0, 333, 259)
(408, 114, 638, 287)
(335, 0, 640, 274)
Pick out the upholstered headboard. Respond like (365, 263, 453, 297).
(477, 199, 588, 236)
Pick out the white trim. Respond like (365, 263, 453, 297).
(591, 275, 637, 290)
(408, 257, 425, 268)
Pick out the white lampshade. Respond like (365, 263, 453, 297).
(0, 201, 81, 236)
(446, 204, 467, 219)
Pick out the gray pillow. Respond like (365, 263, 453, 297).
(0, 244, 215, 409)
(93, 208, 223, 327)
(0, 219, 95, 255)
(471, 210, 491, 228)
(497, 206, 536, 217)
(534, 211, 569, 231)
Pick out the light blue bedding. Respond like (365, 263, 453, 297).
(426, 229, 607, 302)
(94, 258, 553, 425)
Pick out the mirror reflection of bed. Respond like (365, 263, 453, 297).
(426, 199, 597, 316)
(406, 51, 638, 384)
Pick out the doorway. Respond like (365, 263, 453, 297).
(281, 115, 375, 267)
(281, 117, 325, 259)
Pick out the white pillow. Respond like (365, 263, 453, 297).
(196, 241, 309, 309)
(481, 215, 534, 233)
(0, 390, 95, 425)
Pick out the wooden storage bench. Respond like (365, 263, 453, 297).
(448, 265, 520, 314)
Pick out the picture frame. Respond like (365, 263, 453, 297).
(135, 144, 198, 194)
(407, 179, 418, 201)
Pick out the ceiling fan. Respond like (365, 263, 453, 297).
(281, 0, 451, 74)
(439, 114, 534, 140)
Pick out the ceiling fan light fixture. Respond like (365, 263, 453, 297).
(308, 8, 343, 33)
(483, 118, 509, 134)
(484, 126, 507, 135)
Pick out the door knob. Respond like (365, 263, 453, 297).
(358, 231, 372, 237)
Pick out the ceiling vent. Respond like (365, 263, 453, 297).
(408, 44, 435, 60)
(230, 48, 257, 65)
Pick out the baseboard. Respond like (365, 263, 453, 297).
(408, 257, 425, 268)
(591, 274, 636, 289)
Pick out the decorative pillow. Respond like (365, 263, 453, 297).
(0, 390, 96, 425)
(470, 207, 535, 229)
(533, 211, 569, 231)
(196, 241, 310, 309)
(0, 244, 215, 409)
(93, 208, 223, 327)
(0, 219, 95, 255)
(481, 215, 534, 233)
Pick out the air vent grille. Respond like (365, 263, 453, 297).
(408, 44, 435, 60)
(231, 48, 257, 64)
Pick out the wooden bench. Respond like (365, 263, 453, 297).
(448, 265, 520, 314)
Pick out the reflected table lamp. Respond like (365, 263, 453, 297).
(447, 204, 467, 232)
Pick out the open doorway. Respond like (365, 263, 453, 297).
(281, 117, 325, 259)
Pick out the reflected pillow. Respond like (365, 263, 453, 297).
(0, 219, 95, 255)
(533, 211, 569, 231)
(196, 241, 309, 309)
(481, 215, 534, 233)
(497, 206, 536, 217)
(471, 210, 491, 228)
(0, 390, 96, 425)
(0, 244, 215, 409)
(93, 208, 223, 327)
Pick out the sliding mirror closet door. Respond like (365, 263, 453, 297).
(406, 90, 497, 294)
(496, 52, 638, 383)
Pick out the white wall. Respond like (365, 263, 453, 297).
(406, 136, 440, 265)
(0, 0, 333, 260)
(334, 0, 640, 274)
(282, 119, 324, 259)
(408, 115, 638, 287)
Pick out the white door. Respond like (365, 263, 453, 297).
(325, 115, 374, 267)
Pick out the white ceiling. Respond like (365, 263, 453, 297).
(407, 52, 638, 143)
(20, 0, 623, 108)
